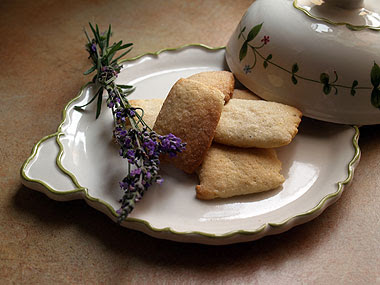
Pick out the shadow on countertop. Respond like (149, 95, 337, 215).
(13, 181, 346, 276)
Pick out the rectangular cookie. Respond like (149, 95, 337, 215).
(214, 99, 302, 148)
(187, 71, 235, 103)
(153, 78, 224, 173)
(196, 143, 285, 200)
(232, 89, 261, 100)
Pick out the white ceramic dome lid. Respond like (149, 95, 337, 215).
(225, 0, 380, 125)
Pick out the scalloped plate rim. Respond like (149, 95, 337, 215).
(20, 44, 361, 244)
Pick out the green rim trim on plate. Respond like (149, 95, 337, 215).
(121, 43, 226, 63)
(20, 44, 361, 239)
(19, 132, 86, 195)
(293, 0, 380, 31)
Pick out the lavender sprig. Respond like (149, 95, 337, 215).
(77, 23, 186, 222)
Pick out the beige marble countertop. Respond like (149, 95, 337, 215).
(1, 0, 379, 283)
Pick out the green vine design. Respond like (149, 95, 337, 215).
(239, 23, 380, 108)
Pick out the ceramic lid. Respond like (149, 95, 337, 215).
(226, 0, 380, 125)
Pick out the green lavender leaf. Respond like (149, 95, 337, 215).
(370, 62, 380, 88)
(84, 29, 91, 45)
(83, 65, 97, 75)
(74, 87, 102, 110)
(89, 23, 101, 48)
(106, 25, 111, 47)
(263, 61, 268, 68)
(105, 40, 122, 62)
(95, 87, 104, 119)
(117, 84, 134, 89)
(96, 48, 101, 73)
(119, 43, 133, 50)
(246, 23, 263, 42)
(291, 75, 298, 85)
(107, 42, 133, 63)
(239, 41, 248, 61)
(123, 89, 136, 97)
(266, 54, 272, 61)
(111, 47, 133, 64)
(96, 24, 103, 51)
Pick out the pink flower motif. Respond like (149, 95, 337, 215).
(261, 35, 270, 45)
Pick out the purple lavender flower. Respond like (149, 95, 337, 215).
(119, 130, 127, 137)
(126, 149, 135, 163)
(130, 168, 141, 176)
(116, 111, 123, 119)
(114, 110, 185, 223)
(143, 139, 157, 156)
(127, 108, 136, 117)
(159, 133, 186, 157)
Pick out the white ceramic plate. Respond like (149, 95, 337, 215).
(21, 45, 360, 245)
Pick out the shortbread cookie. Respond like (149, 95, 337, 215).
(128, 99, 164, 128)
(187, 71, 234, 103)
(214, 99, 302, 148)
(232, 89, 261, 100)
(153, 78, 224, 173)
(196, 144, 284, 200)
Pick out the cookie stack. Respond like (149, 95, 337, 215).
(129, 71, 302, 200)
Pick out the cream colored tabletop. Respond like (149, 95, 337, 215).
(1, 0, 379, 284)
